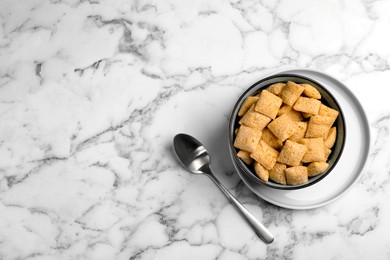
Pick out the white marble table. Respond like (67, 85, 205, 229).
(1, 0, 390, 259)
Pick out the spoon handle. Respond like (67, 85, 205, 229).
(206, 172, 274, 244)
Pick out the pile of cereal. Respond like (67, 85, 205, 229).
(234, 81, 339, 185)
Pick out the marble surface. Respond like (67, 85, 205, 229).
(1, 0, 390, 259)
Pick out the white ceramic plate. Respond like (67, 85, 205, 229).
(234, 69, 371, 210)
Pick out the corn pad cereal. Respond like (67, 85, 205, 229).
(234, 81, 340, 186)
(293, 97, 321, 115)
(239, 105, 271, 130)
(300, 138, 326, 163)
(267, 114, 296, 141)
(302, 112, 312, 118)
(277, 140, 308, 166)
(319, 104, 339, 124)
(325, 127, 337, 148)
(289, 122, 308, 142)
(277, 105, 293, 116)
(269, 163, 287, 185)
(237, 150, 252, 165)
(238, 96, 259, 116)
(324, 147, 332, 161)
(285, 166, 308, 185)
(234, 125, 262, 152)
(302, 83, 321, 99)
(305, 115, 333, 138)
(285, 110, 304, 122)
(279, 81, 305, 106)
(254, 162, 269, 182)
(250, 140, 279, 170)
(267, 83, 285, 95)
(307, 162, 329, 177)
(278, 105, 303, 122)
(255, 90, 283, 119)
(261, 128, 283, 150)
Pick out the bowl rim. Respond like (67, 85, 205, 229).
(228, 73, 346, 190)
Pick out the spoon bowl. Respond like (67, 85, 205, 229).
(173, 133, 274, 244)
(173, 134, 210, 174)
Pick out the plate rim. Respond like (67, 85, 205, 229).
(233, 68, 371, 210)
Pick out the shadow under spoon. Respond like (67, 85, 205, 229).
(173, 133, 274, 244)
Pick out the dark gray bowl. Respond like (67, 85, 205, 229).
(228, 74, 346, 190)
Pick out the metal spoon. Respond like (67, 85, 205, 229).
(173, 133, 274, 244)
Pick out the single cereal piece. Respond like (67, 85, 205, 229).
(267, 114, 297, 141)
(234, 128, 239, 135)
(309, 115, 334, 125)
(255, 90, 283, 119)
(250, 140, 279, 170)
(300, 138, 326, 163)
(305, 115, 334, 138)
(307, 162, 329, 177)
(267, 83, 285, 95)
(254, 162, 269, 182)
(269, 163, 287, 185)
(287, 110, 304, 122)
(325, 127, 337, 148)
(285, 166, 308, 185)
(277, 105, 303, 121)
(237, 150, 252, 165)
(239, 105, 271, 130)
(310, 115, 332, 126)
(318, 104, 339, 125)
(301, 83, 321, 99)
(238, 96, 259, 116)
(279, 81, 305, 106)
(293, 97, 321, 115)
(234, 125, 262, 152)
(277, 105, 293, 116)
(302, 112, 313, 118)
(277, 140, 308, 166)
(261, 128, 283, 150)
(318, 104, 339, 127)
(324, 147, 332, 160)
(289, 122, 308, 142)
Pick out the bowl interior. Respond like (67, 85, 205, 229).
(228, 74, 346, 190)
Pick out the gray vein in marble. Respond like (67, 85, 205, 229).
(5, 162, 49, 188)
(74, 59, 106, 76)
(89, 161, 120, 189)
(87, 15, 165, 61)
(372, 114, 390, 157)
(0, 74, 13, 89)
(344, 206, 379, 236)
